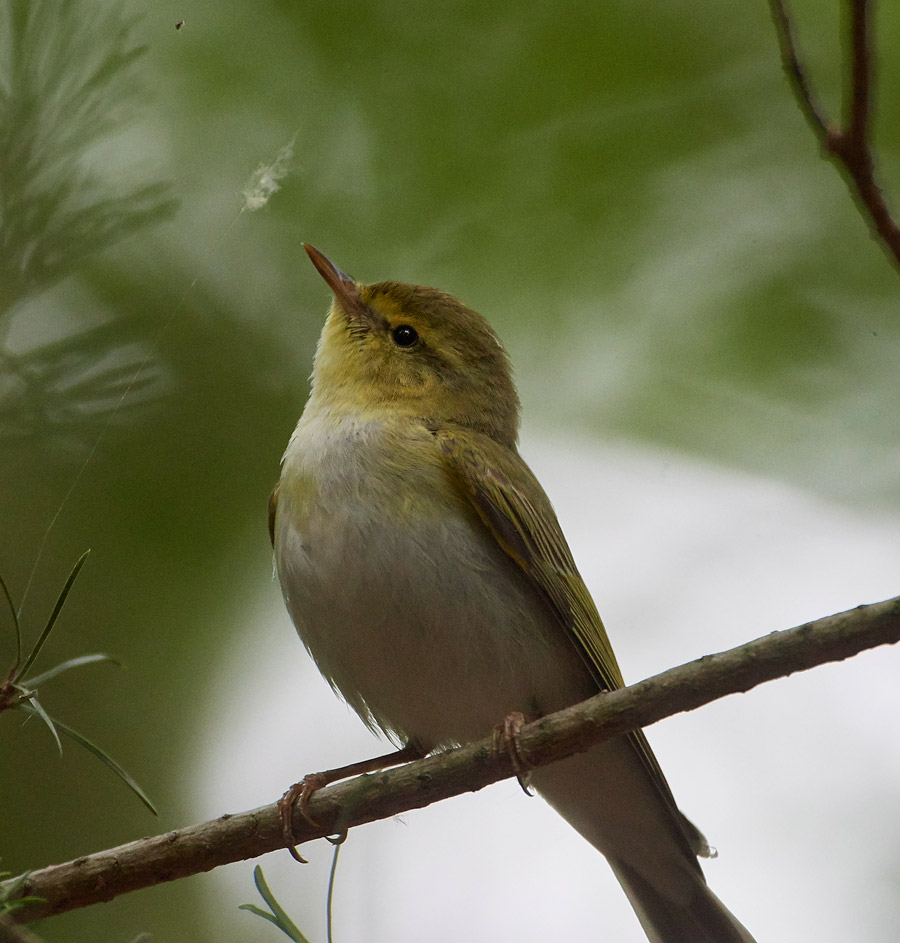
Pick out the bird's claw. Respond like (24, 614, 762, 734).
(493, 711, 534, 796)
(278, 772, 328, 862)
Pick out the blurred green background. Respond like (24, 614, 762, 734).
(2, 0, 900, 940)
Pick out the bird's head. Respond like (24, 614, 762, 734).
(304, 244, 519, 447)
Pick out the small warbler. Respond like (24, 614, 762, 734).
(269, 245, 755, 943)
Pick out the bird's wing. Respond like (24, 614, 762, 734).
(435, 427, 706, 852)
(436, 427, 623, 690)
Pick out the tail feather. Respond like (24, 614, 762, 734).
(610, 858, 756, 943)
(531, 740, 756, 943)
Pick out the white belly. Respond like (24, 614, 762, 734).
(274, 414, 593, 749)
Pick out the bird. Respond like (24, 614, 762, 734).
(268, 243, 756, 943)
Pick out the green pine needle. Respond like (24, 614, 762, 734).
(17, 703, 157, 816)
(16, 550, 90, 681)
(239, 865, 312, 943)
(0, 571, 21, 669)
(25, 652, 119, 688)
(23, 695, 61, 755)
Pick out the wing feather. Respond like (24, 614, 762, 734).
(435, 427, 706, 853)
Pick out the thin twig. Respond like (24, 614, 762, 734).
(846, 0, 872, 151)
(768, 0, 900, 268)
(3, 592, 900, 923)
(768, 0, 831, 139)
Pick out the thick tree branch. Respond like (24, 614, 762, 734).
(769, 0, 900, 268)
(5, 593, 900, 923)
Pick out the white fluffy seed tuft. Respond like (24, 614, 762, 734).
(241, 137, 296, 212)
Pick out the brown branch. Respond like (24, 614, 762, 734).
(769, 0, 831, 138)
(846, 0, 872, 151)
(4, 593, 900, 923)
(768, 0, 900, 268)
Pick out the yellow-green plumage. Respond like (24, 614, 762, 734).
(271, 245, 755, 943)
(435, 427, 711, 856)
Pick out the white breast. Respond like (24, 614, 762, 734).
(274, 412, 592, 750)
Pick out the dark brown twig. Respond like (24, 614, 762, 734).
(769, 0, 900, 267)
(846, 0, 872, 151)
(769, 0, 831, 136)
(3, 592, 899, 923)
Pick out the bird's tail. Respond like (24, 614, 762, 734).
(609, 857, 756, 943)
(531, 739, 756, 943)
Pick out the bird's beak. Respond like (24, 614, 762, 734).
(304, 244, 376, 328)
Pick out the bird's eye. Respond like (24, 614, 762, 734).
(391, 324, 419, 348)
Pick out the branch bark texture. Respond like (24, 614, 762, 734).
(6, 593, 900, 923)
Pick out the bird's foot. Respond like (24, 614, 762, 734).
(279, 774, 328, 862)
(493, 711, 534, 796)
(278, 742, 425, 862)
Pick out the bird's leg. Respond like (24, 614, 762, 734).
(492, 711, 535, 796)
(279, 742, 425, 862)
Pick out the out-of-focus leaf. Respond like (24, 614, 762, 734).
(0, 894, 45, 916)
(0, 0, 175, 310)
(0, 0, 176, 458)
(0, 869, 31, 898)
(0, 868, 43, 916)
